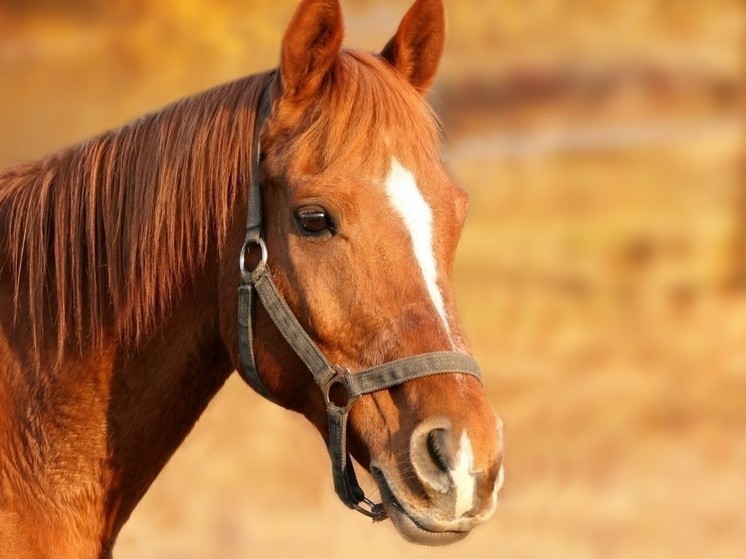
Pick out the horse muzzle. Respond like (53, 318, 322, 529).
(370, 415, 505, 545)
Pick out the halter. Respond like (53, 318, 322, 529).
(236, 81, 482, 521)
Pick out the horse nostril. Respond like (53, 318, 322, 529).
(410, 420, 454, 494)
(426, 428, 450, 473)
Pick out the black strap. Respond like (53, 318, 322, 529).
(251, 267, 336, 388)
(245, 84, 274, 243)
(237, 83, 276, 400)
(236, 81, 483, 521)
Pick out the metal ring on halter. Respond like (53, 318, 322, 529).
(322, 366, 357, 413)
(239, 238, 268, 274)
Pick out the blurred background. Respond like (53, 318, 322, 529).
(0, 0, 743, 557)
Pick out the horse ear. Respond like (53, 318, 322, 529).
(381, 0, 446, 93)
(280, 0, 344, 103)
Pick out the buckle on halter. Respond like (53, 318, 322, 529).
(353, 497, 387, 522)
(239, 237, 268, 275)
(322, 366, 357, 413)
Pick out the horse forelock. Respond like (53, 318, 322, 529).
(270, 49, 443, 177)
(0, 71, 275, 361)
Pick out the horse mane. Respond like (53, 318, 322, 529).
(0, 70, 275, 357)
(0, 49, 441, 362)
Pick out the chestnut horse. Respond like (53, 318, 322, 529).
(0, 0, 504, 556)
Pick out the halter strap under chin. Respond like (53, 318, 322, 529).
(236, 80, 483, 521)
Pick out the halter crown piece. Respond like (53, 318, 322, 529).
(236, 79, 483, 521)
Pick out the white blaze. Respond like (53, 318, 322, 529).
(384, 158, 450, 336)
(452, 431, 476, 517)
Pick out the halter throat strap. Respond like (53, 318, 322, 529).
(236, 81, 482, 521)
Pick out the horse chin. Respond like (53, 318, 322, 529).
(371, 468, 470, 546)
(385, 504, 471, 546)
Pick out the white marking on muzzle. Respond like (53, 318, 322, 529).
(452, 431, 476, 517)
(384, 158, 451, 337)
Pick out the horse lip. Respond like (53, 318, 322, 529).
(370, 466, 470, 543)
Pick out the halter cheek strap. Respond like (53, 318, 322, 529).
(236, 82, 483, 521)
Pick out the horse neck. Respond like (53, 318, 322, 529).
(0, 257, 234, 554)
(103, 265, 234, 528)
(0, 72, 275, 554)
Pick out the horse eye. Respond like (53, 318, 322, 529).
(295, 207, 333, 235)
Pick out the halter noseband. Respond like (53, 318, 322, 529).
(236, 81, 482, 521)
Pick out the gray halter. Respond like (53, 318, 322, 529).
(237, 81, 482, 521)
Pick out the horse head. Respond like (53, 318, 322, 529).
(219, 0, 504, 545)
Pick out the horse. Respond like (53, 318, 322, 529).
(0, 0, 504, 556)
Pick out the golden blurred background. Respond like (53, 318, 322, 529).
(1, 0, 744, 557)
